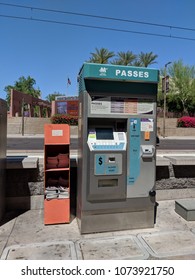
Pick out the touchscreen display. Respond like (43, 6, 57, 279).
(96, 128, 114, 140)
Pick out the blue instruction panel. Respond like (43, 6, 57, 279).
(95, 154, 106, 175)
(95, 154, 121, 175)
(127, 118, 141, 185)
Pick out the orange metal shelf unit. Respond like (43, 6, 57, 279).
(44, 124, 70, 225)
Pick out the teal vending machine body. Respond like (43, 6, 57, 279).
(77, 63, 159, 233)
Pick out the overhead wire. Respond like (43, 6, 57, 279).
(1, 2, 195, 32)
(1, 2, 195, 41)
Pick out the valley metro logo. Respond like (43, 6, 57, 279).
(99, 67, 108, 76)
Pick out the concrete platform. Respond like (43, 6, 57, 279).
(1, 200, 195, 260)
(175, 198, 195, 221)
(164, 156, 195, 178)
(76, 235, 149, 260)
(1, 241, 76, 260)
(165, 156, 195, 165)
(156, 156, 170, 166)
(6, 156, 39, 169)
(138, 230, 195, 259)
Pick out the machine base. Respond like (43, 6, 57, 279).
(78, 210, 155, 234)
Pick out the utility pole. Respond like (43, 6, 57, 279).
(163, 62, 172, 138)
(21, 97, 24, 136)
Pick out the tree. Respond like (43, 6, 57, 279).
(133, 60, 143, 67)
(168, 60, 195, 115)
(88, 47, 115, 64)
(4, 76, 41, 109)
(111, 51, 136, 66)
(46, 92, 64, 102)
(136, 51, 158, 67)
(166, 93, 183, 116)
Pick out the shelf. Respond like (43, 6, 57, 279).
(45, 168, 70, 172)
(44, 124, 70, 225)
(45, 143, 70, 146)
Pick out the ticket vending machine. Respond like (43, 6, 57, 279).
(77, 63, 159, 233)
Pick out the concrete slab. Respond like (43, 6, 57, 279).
(76, 235, 149, 260)
(175, 198, 195, 221)
(0, 218, 16, 257)
(5, 210, 81, 247)
(22, 157, 38, 168)
(138, 230, 195, 258)
(1, 241, 77, 260)
(6, 156, 38, 169)
(156, 156, 170, 166)
(1, 201, 195, 260)
(157, 188, 195, 201)
(165, 156, 195, 165)
(175, 198, 195, 210)
(151, 200, 189, 231)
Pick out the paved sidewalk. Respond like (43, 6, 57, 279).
(1, 199, 195, 260)
(3, 131, 195, 260)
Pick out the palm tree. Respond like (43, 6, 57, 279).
(133, 60, 143, 67)
(136, 51, 158, 67)
(112, 51, 136, 66)
(88, 47, 115, 64)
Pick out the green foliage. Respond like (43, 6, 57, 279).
(51, 114, 78, 125)
(157, 60, 195, 116)
(4, 76, 41, 109)
(46, 92, 64, 102)
(167, 60, 195, 115)
(166, 93, 183, 113)
(88, 47, 115, 64)
(87, 48, 158, 67)
(111, 51, 136, 66)
(5, 76, 41, 97)
(136, 51, 158, 67)
(186, 94, 195, 116)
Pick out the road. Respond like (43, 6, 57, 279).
(6, 136, 195, 151)
(158, 138, 195, 150)
(7, 137, 78, 151)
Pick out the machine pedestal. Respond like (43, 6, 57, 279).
(78, 209, 154, 234)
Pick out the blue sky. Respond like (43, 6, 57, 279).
(1, 0, 195, 101)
